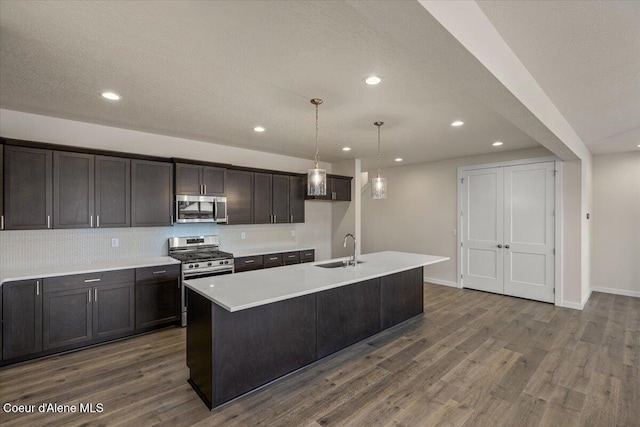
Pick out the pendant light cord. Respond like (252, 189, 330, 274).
(375, 121, 384, 178)
(314, 101, 319, 167)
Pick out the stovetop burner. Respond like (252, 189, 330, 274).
(170, 250, 233, 263)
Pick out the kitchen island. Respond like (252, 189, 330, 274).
(184, 251, 448, 410)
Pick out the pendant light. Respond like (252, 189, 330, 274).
(307, 98, 327, 196)
(372, 121, 387, 199)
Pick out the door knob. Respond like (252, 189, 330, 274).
(505, 244, 510, 249)
(497, 244, 503, 248)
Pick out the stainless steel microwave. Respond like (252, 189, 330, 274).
(175, 195, 227, 224)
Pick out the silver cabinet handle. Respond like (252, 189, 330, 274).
(170, 215, 174, 225)
(36, 280, 40, 296)
(153, 270, 166, 274)
(274, 214, 277, 223)
(96, 215, 100, 228)
(269, 257, 278, 260)
(94, 288, 98, 301)
(1, 215, 4, 230)
(90, 215, 93, 228)
(84, 278, 101, 283)
(88, 289, 91, 303)
(244, 260, 254, 264)
(47, 215, 51, 229)
(288, 255, 296, 258)
(290, 214, 293, 223)
(204, 184, 207, 194)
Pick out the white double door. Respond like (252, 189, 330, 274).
(461, 162, 555, 303)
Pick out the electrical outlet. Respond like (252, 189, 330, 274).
(111, 238, 119, 247)
(241, 232, 246, 240)
(452, 229, 457, 236)
(291, 229, 296, 237)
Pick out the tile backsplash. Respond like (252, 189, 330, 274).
(0, 213, 331, 272)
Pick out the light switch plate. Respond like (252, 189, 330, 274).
(291, 229, 296, 237)
(111, 238, 119, 247)
(241, 232, 246, 240)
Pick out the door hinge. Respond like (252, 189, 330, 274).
(461, 274, 463, 279)
(461, 210, 463, 216)
(461, 242, 463, 247)
(553, 170, 557, 177)
(552, 210, 555, 217)
(461, 177, 464, 184)
(553, 248, 556, 255)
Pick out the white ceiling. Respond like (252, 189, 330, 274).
(0, 1, 636, 170)
(478, 0, 640, 155)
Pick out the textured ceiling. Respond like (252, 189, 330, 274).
(1, 1, 634, 170)
(478, 0, 640, 154)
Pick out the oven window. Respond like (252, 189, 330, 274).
(184, 270, 233, 280)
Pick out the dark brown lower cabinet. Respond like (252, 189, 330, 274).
(316, 278, 381, 358)
(187, 267, 424, 410)
(42, 269, 136, 350)
(282, 251, 300, 265)
(381, 268, 424, 329)
(234, 255, 264, 272)
(135, 265, 181, 330)
(2, 279, 42, 360)
(263, 253, 283, 268)
(94, 281, 135, 340)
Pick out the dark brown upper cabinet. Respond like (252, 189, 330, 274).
(175, 162, 225, 196)
(53, 151, 95, 229)
(272, 174, 290, 224)
(226, 169, 254, 224)
(95, 155, 131, 228)
(253, 172, 272, 224)
(289, 175, 305, 223)
(4, 145, 53, 230)
(131, 159, 174, 227)
(0, 144, 4, 230)
(305, 175, 352, 201)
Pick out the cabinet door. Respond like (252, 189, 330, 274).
(1, 144, 4, 229)
(253, 172, 272, 224)
(135, 266, 180, 330)
(234, 255, 264, 272)
(263, 253, 283, 268)
(53, 151, 95, 229)
(332, 177, 351, 201)
(202, 166, 226, 196)
(272, 174, 289, 223)
(317, 278, 381, 358)
(2, 280, 42, 359)
(94, 281, 135, 340)
(95, 155, 130, 228)
(131, 159, 174, 226)
(300, 249, 315, 263)
(380, 268, 424, 329)
(4, 145, 53, 230)
(282, 251, 300, 265)
(289, 175, 305, 223)
(175, 163, 203, 195)
(226, 169, 254, 224)
(42, 285, 92, 350)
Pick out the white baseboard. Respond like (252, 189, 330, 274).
(561, 288, 592, 310)
(591, 286, 640, 298)
(424, 277, 460, 288)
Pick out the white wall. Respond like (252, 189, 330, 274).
(562, 160, 583, 306)
(330, 160, 358, 258)
(361, 146, 552, 285)
(591, 152, 640, 296)
(0, 110, 333, 269)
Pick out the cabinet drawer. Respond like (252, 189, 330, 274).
(135, 264, 180, 282)
(282, 251, 300, 265)
(300, 250, 315, 263)
(264, 253, 283, 268)
(234, 255, 264, 272)
(43, 269, 135, 292)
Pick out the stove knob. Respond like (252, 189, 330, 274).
(207, 262, 212, 267)
(188, 264, 193, 269)
(195, 264, 200, 268)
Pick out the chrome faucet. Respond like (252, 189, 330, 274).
(343, 233, 357, 266)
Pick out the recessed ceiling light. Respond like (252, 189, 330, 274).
(394, 158, 403, 162)
(365, 76, 381, 86)
(253, 126, 265, 132)
(451, 120, 464, 127)
(101, 92, 121, 101)
(342, 147, 351, 151)
(637, 144, 640, 148)
(492, 141, 503, 146)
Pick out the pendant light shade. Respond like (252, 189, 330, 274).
(307, 98, 327, 196)
(372, 121, 387, 199)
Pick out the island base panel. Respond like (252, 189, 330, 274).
(381, 267, 424, 329)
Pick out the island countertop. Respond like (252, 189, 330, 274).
(184, 251, 449, 312)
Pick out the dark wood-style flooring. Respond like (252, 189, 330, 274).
(1, 284, 638, 426)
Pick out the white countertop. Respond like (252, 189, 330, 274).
(229, 245, 315, 258)
(0, 256, 181, 285)
(185, 251, 449, 312)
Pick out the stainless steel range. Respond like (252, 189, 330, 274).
(169, 235, 234, 326)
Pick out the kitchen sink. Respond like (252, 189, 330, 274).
(315, 260, 365, 268)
